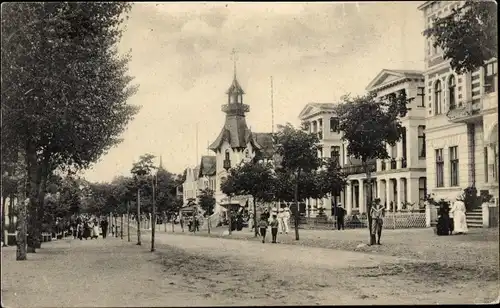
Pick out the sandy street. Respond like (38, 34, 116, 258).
(2, 229, 498, 307)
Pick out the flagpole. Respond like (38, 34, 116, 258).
(271, 76, 274, 134)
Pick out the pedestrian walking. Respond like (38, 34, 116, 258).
(336, 203, 346, 230)
(277, 208, 284, 234)
(258, 214, 269, 243)
(270, 214, 279, 243)
(180, 215, 185, 232)
(91, 220, 99, 239)
(450, 193, 468, 235)
(283, 207, 290, 234)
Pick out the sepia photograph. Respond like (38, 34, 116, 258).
(1, 1, 498, 306)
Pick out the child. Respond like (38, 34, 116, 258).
(270, 214, 279, 243)
(258, 214, 269, 243)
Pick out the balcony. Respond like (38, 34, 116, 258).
(446, 100, 483, 123)
(342, 161, 376, 176)
(221, 103, 250, 115)
(317, 131, 323, 140)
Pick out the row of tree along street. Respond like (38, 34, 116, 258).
(1, 1, 495, 260)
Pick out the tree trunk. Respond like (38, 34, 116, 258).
(114, 215, 118, 238)
(127, 201, 130, 242)
(364, 162, 374, 245)
(171, 215, 175, 232)
(151, 180, 156, 252)
(136, 189, 141, 245)
(207, 216, 211, 234)
(294, 169, 301, 241)
(8, 196, 14, 232)
(2, 196, 7, 247)
(16, 198, 27, 261)
(120, 214, 123, 239)
(253, 198, 258, 237)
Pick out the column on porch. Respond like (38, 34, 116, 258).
(396, 140, 403, 169)
(346, 181, 352, 215)
(386, 143, 392, 169)
(386, 179, 394, 211)
(377, 179, 386, 206)
(407, 178, 419, 207)
(396, 178, 403, 211)
(359, 179, 365, 213)
(487, 143, 497, 183)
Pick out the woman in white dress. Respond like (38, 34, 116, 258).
(450, 193, 468, 234)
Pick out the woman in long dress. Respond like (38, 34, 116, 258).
(450, 194, 468, 234)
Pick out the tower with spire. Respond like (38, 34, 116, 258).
(208, 49, 275, 215)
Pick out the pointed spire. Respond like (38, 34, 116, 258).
(231, 48, 238, 80)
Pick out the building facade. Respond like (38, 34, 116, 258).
(298, 70, 428, 216)
(418, 1, 499, 203)
(298, 103, 343, 217)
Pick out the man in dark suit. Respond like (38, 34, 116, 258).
(100, 218, 108, 239)
(336, 203, 346, 230)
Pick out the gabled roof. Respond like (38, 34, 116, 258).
(226, 77, 245, 95)
(365, 69, 424, 92)
(251, 132, 275, 159)
(198, 156, 216, 177)
(298, 102, 336, 119)
(209, 115, 252, 151)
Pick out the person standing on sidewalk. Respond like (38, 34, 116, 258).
(270, 214, 279, 243)
(283, 207, 290, 234)
(100, 218, 108, 239)
(258, 214, 269, 243)
(370, 199, 385, 245)
(336, 204, 346, 230)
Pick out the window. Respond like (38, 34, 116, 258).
(312, 121, 318, 133)
(484, 147, 488, 182)
(330, 146, 340, 165)
(417, 87, 425, 107)
(330, 117, 339, 132)
(448, 75, 456, 110)
(449, 146, 459, 186)
(317, 146, 323, 158)
(435, 149, 444, 187)
(484, 62, 497, 94)
(401, 127, 407, 163)
(318, 119, 323, 131)
(434, 80, 442, 115)
(418, 177, 427, 207)
(418, 126, 426, 159)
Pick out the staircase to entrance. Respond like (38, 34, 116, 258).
(466, 207, 482, 228)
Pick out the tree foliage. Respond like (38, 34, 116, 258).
(317, 157, 347, 197)
(423, 1, 497, 74)
(335, 92, 410, 163)
(220, 161, 276, 203)
(1, 2, 138, 252)
(198, 188, 216, 217)
(335, 91, 411, 244)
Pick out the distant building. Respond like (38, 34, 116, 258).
(298, 103, 342, 217)
(418, 1, 498, 202)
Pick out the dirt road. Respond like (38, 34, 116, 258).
(2, 231, 498, 307)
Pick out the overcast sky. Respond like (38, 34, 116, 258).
(82, 1, 426, 183)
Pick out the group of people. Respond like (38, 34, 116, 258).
(437, 193, 469, 236)
(70, 215, 110, 240)
(254, 207, 291, 243)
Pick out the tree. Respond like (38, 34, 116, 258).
(130, 153, 157, 245)
(198, 188, 216, 234)
(423, 1, 497, 74)
(334, 91, 411, 245)
(220, 161, 276, 237)
(274, 123, 322, 240)
(317, 157, 347, 212)
(1, 3, 139, 255)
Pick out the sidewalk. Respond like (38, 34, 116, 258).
(0, 237, 225, 307)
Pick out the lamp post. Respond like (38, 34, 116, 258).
(151, 168, 158, 252)
(223, 157, 232, 235)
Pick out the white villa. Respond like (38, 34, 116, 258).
(418, 1, 498, 203)
(299, 70, 428, 216)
